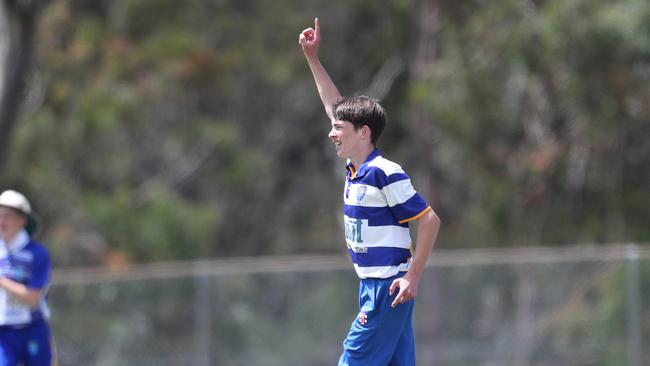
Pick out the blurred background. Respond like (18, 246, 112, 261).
(1, 0, 649, 365)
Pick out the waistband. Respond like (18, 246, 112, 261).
(359, 271, 406, 283)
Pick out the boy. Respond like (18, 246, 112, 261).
(0, 190, 53, 366)
(299, 18, 441, 366)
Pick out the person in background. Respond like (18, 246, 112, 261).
(0, 190, 54, 366)
(299, 18, 441, 366)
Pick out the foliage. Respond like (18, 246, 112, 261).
(1, 0, 648, 266)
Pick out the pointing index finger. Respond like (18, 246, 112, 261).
(315, 18, 320, 35)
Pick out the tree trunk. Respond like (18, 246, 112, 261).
(0, 0, 46, 177)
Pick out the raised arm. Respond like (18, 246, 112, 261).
(298, 18, 342, 120)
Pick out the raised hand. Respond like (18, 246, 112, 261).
(298, 18, 321, 56)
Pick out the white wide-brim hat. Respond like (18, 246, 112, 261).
(0, 190, 39, 236)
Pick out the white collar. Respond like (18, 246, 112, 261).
(1, 229, 30, 253)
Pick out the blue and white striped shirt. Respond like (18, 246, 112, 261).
(0, 230, 51, 325)
(343, 149, 431, 279)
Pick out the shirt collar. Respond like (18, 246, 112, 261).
(346, 148, 381, 180)
(1, 229, 30, 253)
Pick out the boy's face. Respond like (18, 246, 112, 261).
(328, 119, 366, 159)
(0, 206, 26, 241)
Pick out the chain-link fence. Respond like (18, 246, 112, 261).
(49, 244, 649, 366)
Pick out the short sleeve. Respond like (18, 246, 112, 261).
(382, 173, 430, 224)
(27, 245, 51, 290)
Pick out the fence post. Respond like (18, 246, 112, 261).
(194, 275, 212, 366)
(625, 244, 641, 366)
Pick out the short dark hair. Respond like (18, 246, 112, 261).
(332, 96, 386, 145)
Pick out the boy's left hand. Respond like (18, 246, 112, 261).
(389, 273, 419, 308)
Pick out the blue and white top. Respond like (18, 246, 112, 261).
(343, 149, 431, 279)
(0, 230, 51, 326)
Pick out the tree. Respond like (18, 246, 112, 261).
(0, 0, 49, 176)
